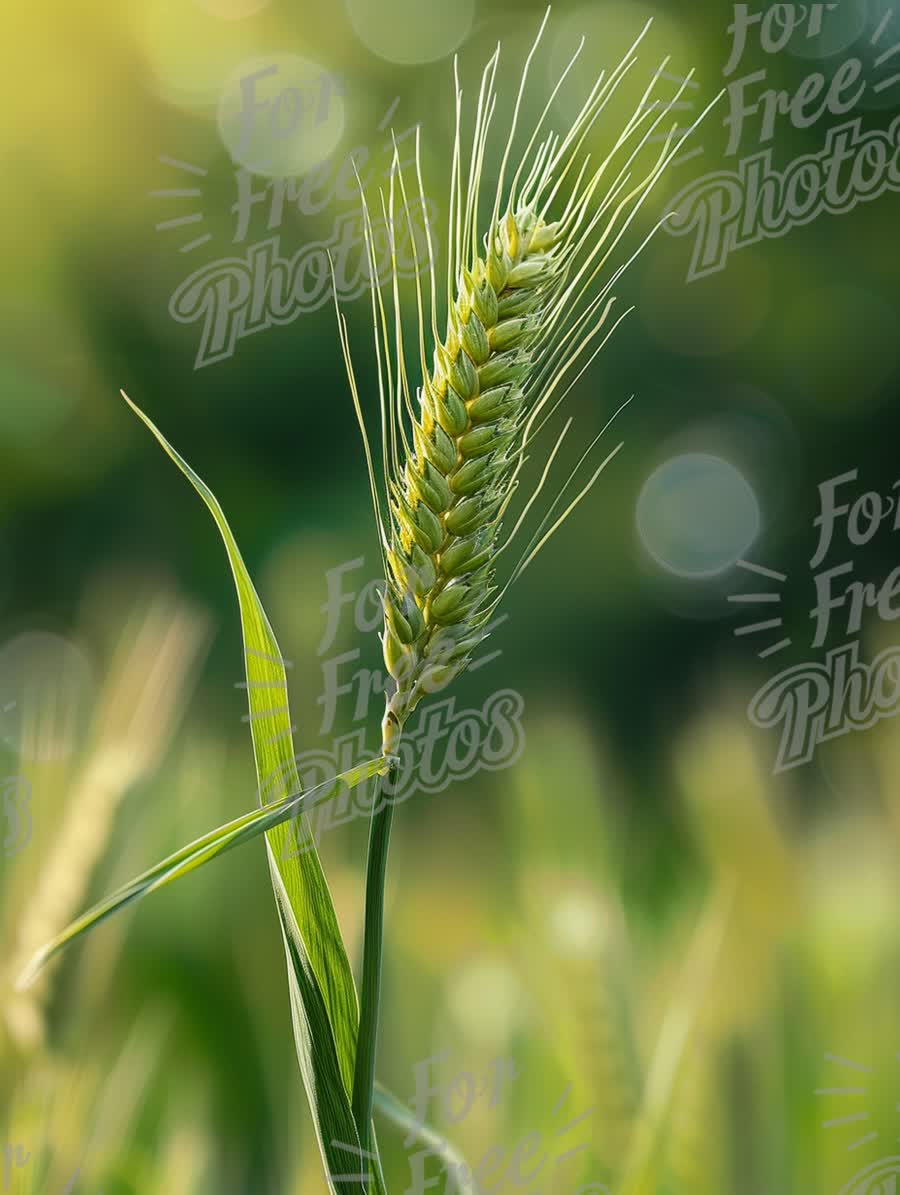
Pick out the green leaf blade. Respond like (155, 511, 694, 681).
(120, 392, 379, 1190)
(15, 758, 389, 994)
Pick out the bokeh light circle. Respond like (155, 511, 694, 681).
(134, 0, 269, 110)
(780, 0, 899, 111)
(345, 0, 475, 65)
(636, 452, 762, 577)
(0, 356, 83, 447)
(548, 890, 610, 957)
(0, 633, 95, 762)
(783, 0, 867, 59)
(218, 54, 345, 177)
(445, 954, 527, 1047)
(548, 3, 697, 126)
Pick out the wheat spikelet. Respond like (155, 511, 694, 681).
(336, 15, 718, 756)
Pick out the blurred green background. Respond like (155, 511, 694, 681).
(2, 0, 900, 1191)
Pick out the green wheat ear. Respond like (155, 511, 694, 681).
(336, 14, 719, 757)
(341, 18, 721, 1160)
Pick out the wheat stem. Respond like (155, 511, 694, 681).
(351, 768, 396, 1168)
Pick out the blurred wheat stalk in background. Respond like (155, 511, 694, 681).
(0, 582, 209, 1195)
(3, 590, 209, 1054)
(501, 684, 900, 1195)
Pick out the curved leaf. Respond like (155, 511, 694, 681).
(16, 757, 389, 992)
(120, 392, 378, 1191)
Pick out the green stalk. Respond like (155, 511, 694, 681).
(352, 767, 395, 1170)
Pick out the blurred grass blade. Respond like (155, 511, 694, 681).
(16, 757, 389, 992)
(619, 881, 734, 1195)
(374, 1083, 478, 1194)
(119, 392, 377, 1191)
